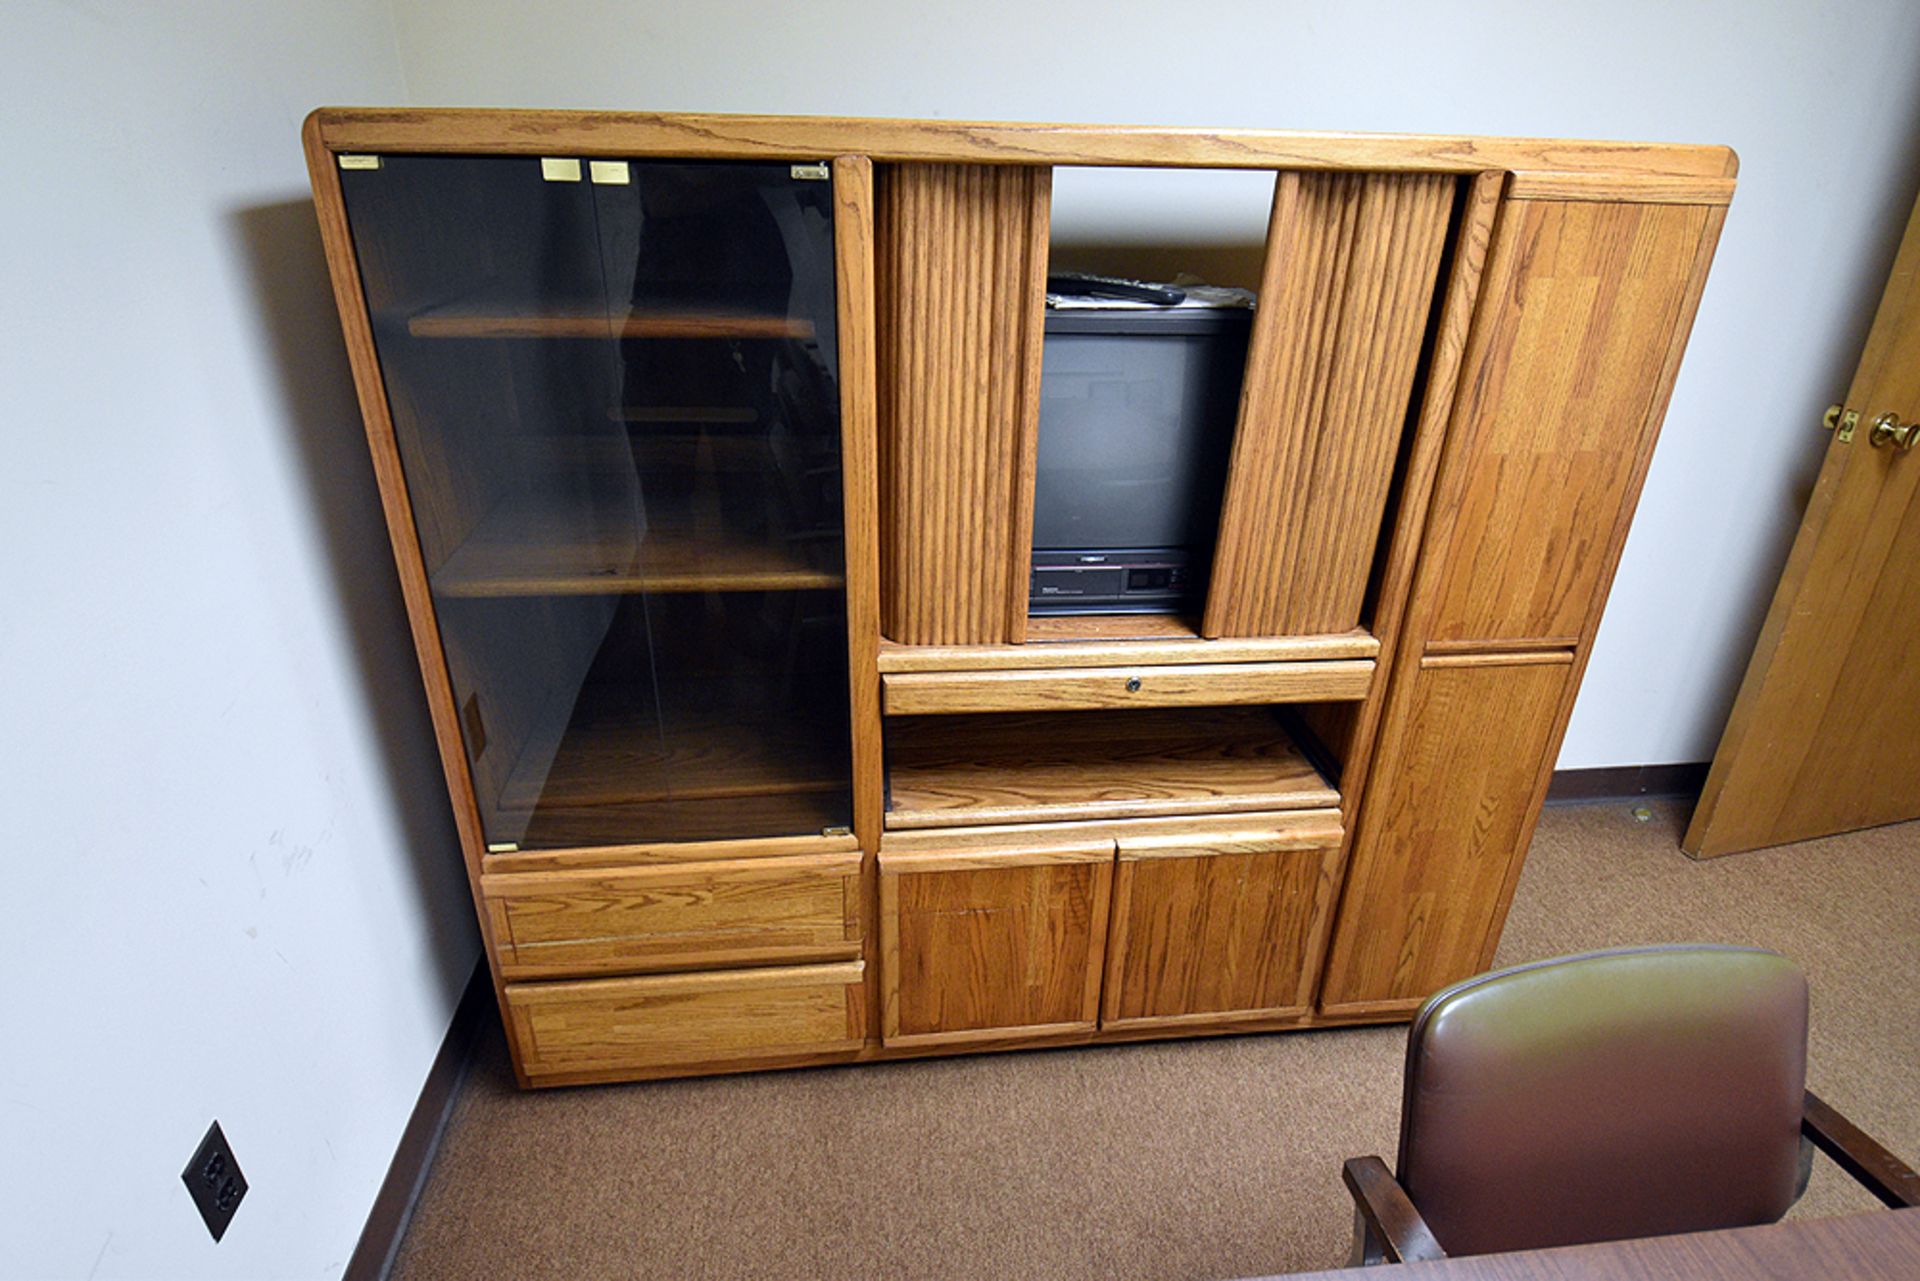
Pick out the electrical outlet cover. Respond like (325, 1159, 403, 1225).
(181, 1120, 248, 1242)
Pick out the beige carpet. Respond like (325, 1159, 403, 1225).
(391, 801, 1919, 1279)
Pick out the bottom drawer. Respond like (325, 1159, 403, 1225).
(504, 960, 866, 1081)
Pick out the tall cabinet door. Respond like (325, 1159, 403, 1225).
(1319, 184, 1730, 1014)
(336, 155, 853, 852)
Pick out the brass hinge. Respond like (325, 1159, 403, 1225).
(589, 160, 631, 185)
(337, 154, 381, 171)
(540, 157, 582, 183)
(790, 162, 830, 181)
(485, 842, 519, 854)
(1824, 403, 1859, 443)
(822, 825, 852, 838)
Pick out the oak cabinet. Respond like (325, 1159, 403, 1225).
(308, 109, 1731, 1086)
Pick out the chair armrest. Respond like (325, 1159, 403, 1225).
(1342, 1155, 1448, 1263)
(1802, 1089, 1920, 1208)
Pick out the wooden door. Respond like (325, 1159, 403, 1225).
(878, 838, 1113, 1046)
(1685, 190, 1920, 856)
(1100, 818, 1343, 1029)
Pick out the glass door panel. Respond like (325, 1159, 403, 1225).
(340, 155, 851, 850)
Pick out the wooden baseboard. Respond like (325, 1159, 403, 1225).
(1546, 762, 1709, 803)
(344, 957, 490, 1281)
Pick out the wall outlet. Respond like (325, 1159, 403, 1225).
(181, 1120, 247, 1242)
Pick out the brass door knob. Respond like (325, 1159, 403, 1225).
(1869, 412, 1918, 452)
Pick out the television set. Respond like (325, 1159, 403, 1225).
(1028, 301, 1252, 614)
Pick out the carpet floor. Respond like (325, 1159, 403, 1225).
(391, 800, 1919, 1279)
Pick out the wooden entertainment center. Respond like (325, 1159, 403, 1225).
(304, 110, 1733, 1087)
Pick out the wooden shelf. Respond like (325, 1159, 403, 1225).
(431, 492, 842, 598)
(403, 302, 814, 341)
(885, 708, 1339, 829)
(499, 683, 850, 848)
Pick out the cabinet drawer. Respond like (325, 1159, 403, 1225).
(881, 660, 1373, 715)
(1102, 816, 1344, 1028)
(504, 961, 867, 1081)
(481, 850, 863, 980)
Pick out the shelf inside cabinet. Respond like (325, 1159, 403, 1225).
(430, 492, 843, 598)
(403, 301, 815, 342)
(885, 707, 1339, 829)
(499, 676, 850, 849)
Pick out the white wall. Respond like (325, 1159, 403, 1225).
(390, 0, 1920, 767)
(0, 5, 480, 1278)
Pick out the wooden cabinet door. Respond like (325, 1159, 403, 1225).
(1319, 655, 1573, 1012)
(878, 838, 1112, 1046)
(1101, 816, 1344, 1029)
(1321, 182, 1730, 1014)
(1421, 196, 1722, 647)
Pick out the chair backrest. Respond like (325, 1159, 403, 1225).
(1396, 944, 1809, 1257)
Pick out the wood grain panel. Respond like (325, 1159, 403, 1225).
(1205, 171, 1455, 637)
(880, 839, 1112, 1043)
(310, 109, 1738, 180)
(1424, 197, 1714, 644)
(1318, 657, 1571, 1010)
(877, 627, 1378, 672)
(1505, 171, 1737, 205)
(876, 163, 1051, 644)
(885, 708, 1338, 829)
(833, 155, 886, 850)
(882, 659, 1373, 715)
(503, 961, 866, 1079)
(1102, 824, 1343, 1026)
(480, 850, 862, 979)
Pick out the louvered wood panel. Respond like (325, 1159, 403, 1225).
(1205, 172, 1455, 638)
(875, 163, 1051, 645)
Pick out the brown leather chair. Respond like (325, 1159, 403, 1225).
(1344, 944, 1919, 1264)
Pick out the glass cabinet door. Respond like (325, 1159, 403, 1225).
(339, 155, 850, 850)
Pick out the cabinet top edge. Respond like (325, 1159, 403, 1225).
(305, 108, 1737, 181)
